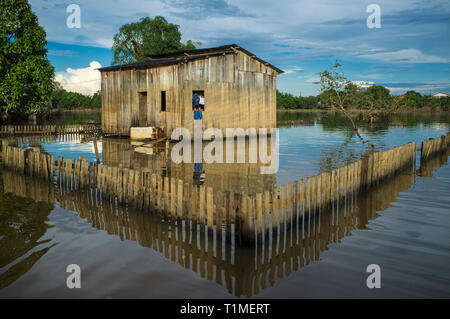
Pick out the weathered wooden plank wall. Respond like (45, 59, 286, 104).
(101, 51, 278, 137)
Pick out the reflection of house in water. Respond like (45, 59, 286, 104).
(1, 148, 448, 297)
(102, 137, 276, 195)
(1, 153, 436, 296)
(52, 160, 446, 297)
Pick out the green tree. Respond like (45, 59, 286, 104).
(343, 83, 363, 109)
(360, 85, 394, 123)
(0, 0, 55, 121)
(112, 16, 201, 65)
(365, 85, 391, 105)
(51, 81, 101, 110)
(318, 62, 361, 132)
(318, 62, 357, 112)
(91, 91, 101, 108)
(400, 90, 422, 108)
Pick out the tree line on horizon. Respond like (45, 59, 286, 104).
(277, 86, 450, 110)
(51, 82, 101, 110)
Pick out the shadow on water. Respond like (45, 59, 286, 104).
(0, 172, 56, 290)
(0, 147, 448, 296)
(46, 110, 101, 126)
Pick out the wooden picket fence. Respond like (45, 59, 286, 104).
(2, 133, 92, 145)
(0, 124, 101, 135)
(0, 132, 449, 244)
(421, 133, 450, 161)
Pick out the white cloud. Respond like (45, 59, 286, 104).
(359, 49, 448, 64)
(284, 66, 304, 74)
(55, 61, 101, 95)
(28, 0, 450, 96)
(352, 81, 374, 88)
(29, 0, 450, 67)
(386, 84, 450, 95)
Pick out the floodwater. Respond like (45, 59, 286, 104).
(0, 111, 449, 298)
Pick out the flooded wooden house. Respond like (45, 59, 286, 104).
(102, 138, 276, 195)
(98, 44, 283, 138)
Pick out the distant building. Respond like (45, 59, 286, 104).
(352, 81, 374, 89)
(433, 92, 450, 99)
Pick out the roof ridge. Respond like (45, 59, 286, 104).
(146, 44, 238, 59)
(98, 44, 283, 73)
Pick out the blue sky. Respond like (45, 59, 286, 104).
(30, 0, 450, 96)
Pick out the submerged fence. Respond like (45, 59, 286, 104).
(0, 132, 449, 245)
(1, 164, 425, 297)
(421, 134, 450, 161)
(2, 142, 450, 297)
(0, 124, 101, 135)
(2, 133, 94, 146)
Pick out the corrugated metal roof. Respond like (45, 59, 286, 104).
(98, 44, 283, 74)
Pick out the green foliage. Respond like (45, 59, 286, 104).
(317, 62, 350, 110)
(342, 83, 363, 109)
(51, 81, 101, 110)
(399, 90, 422, 108)
(276, 90, 318, 109)
(0, 0, 55, 118)
(366, 85, 391, 101)
(112, 16, 201, 65)
(397, 91, 449, 110)
(279, 62, 450, 113)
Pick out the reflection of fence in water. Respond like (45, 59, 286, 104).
(0, 159, 435, 297)
(1, 134, 449, 247)
(418, 147, 450, 177)
(0, 132, 449, 296)
(54, 140, 416, 246)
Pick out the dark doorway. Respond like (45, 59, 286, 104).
(193, 90, 205, 111)
(138, 91, 148, 127)
(161, 91, 167, 112)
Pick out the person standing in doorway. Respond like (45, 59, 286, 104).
(192, 92, 200, 111)
(199, 93, 205, 111)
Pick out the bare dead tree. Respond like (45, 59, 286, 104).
(317, 62, 372, 146)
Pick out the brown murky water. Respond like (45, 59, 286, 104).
(0, 113, 449, 298)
